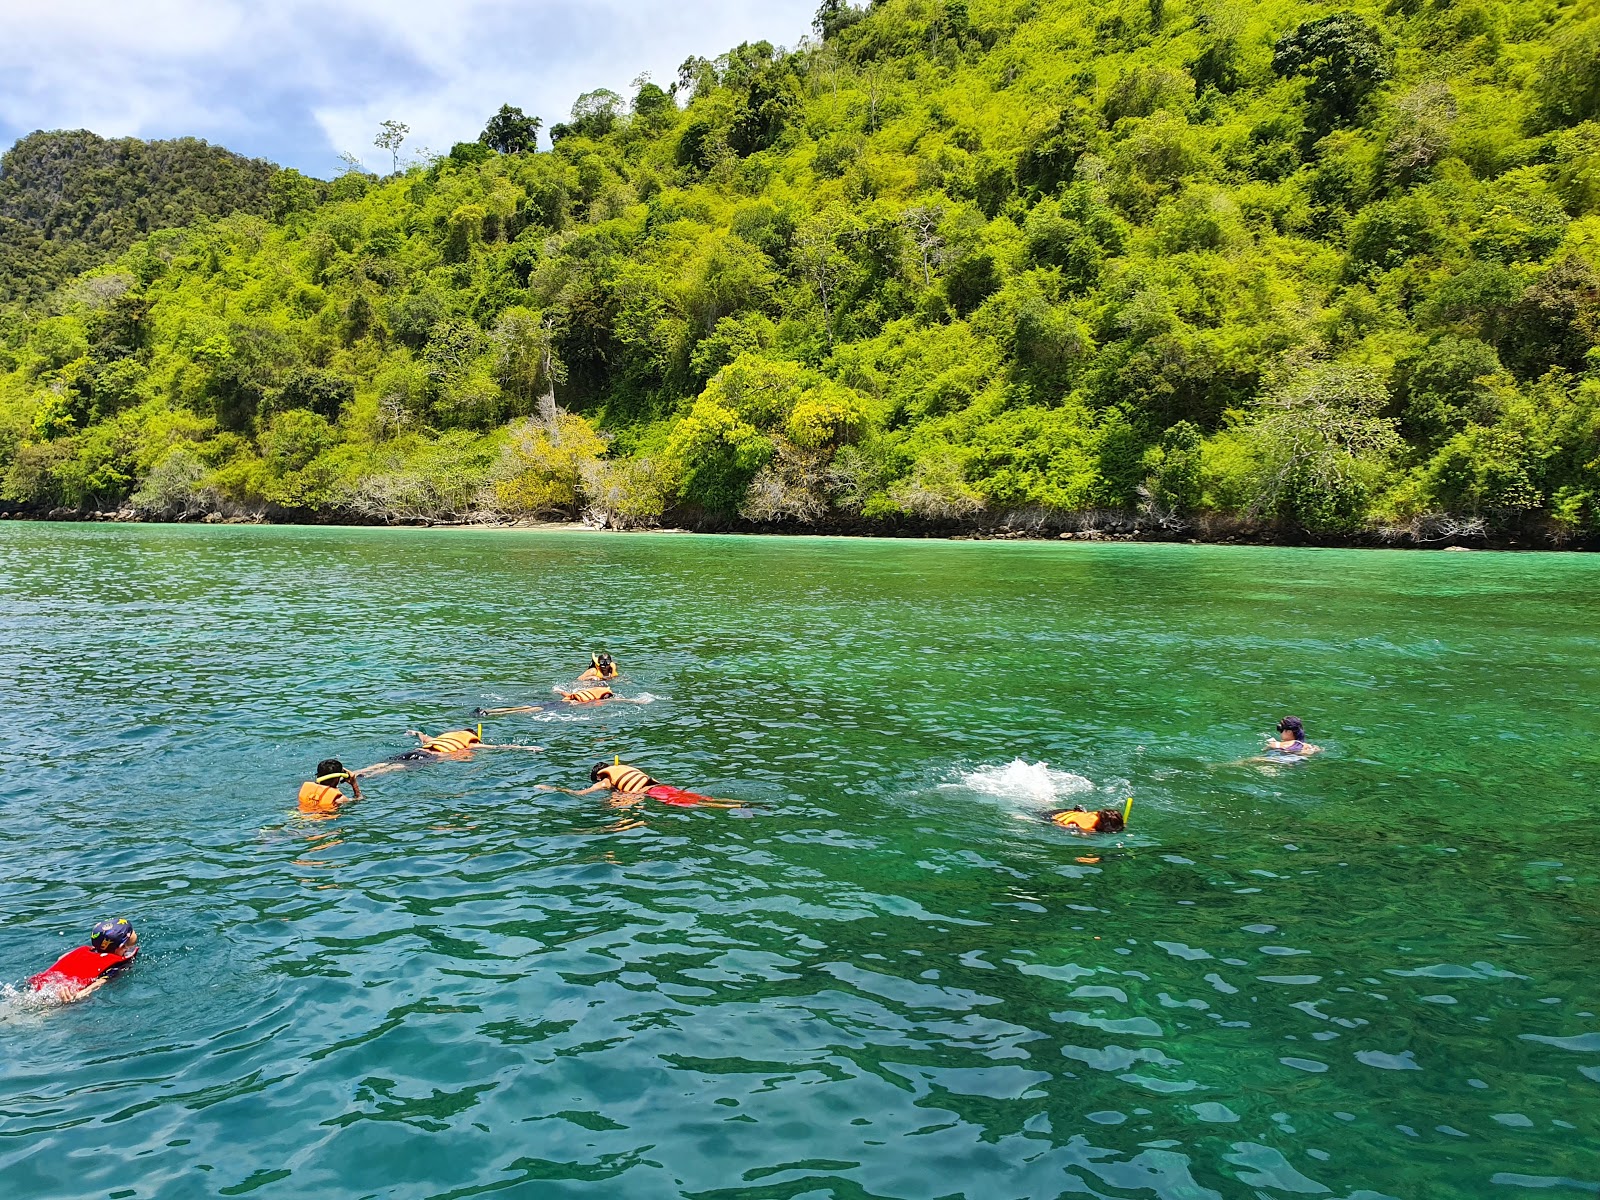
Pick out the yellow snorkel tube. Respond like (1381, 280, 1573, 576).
(1123, 795, 1133, 824)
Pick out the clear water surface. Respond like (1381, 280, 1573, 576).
(1, 525, 1596, 1200)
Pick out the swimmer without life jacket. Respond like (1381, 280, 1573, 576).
(564, 687, 614, 704)
(29, 919, 138, 993)
(421, 730, 482, 754)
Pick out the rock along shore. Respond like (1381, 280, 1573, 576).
(0, 503, 1588, 551)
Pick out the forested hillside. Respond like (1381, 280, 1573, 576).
(2, 0, 1599, 541)
(0, 131, 278, 304)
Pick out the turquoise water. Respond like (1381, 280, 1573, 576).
(1, 525, 1597, 1200)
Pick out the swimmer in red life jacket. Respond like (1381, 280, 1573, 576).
(543, 760, 748, 809)
(298, 758, 361, 816)
(575, 652, 619, 683)
(29, 918, 139, 1002)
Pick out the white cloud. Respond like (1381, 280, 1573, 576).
(0, 0, 820, 174)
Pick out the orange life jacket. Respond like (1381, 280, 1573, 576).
(1051, 809, 1101, 832)
(565, 688, 614, 704)
(298, 781, 345, 813)
(598, 763, 655, 793)
(423, 730, 481, 753)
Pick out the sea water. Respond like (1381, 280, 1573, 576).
(0, 525, 1596, 1199)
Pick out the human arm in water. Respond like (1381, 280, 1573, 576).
(537, 781, 615, 796)
(1263, 735, 1321, 755)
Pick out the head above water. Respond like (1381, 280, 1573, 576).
(1095, 808, 1126, 833)
(1277, 716, 1305, 739)
(316, 759, 349, 782)
(591, 652, 616, 675)
(590, 761, 610, 783)
(90, 918, 134, 952)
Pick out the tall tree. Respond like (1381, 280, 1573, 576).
(374, 120, 409, 174)
(1272, 14, 1391, 134)
(479, 105, 541, 155)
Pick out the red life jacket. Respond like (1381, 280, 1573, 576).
(646, 785, 711, 807)
(29, 944, 136, 991)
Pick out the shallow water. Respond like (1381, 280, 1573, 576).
(1, 525, 1596, 1200)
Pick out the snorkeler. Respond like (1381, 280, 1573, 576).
(477, 686, 651, 715)
(1049, 807, 1127, 834)
(1265, 716, 1321, 756)
(576, 652, 619, 683)
(298, 758, 362, 815)
(544, 760, 747, 808)
(28, 919, 139, 1002)
(1048, 801, 1130, 835)
(357, 727, 542, 776)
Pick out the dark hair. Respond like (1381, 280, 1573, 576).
(1096, 809, 1126, 833)
(316, 759, 347, 781)
(1277, 716, 1305, 737)
(590, 761, 608, 783)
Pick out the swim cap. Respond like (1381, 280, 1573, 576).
(90, 918, 134, 951)
(1278, 716, 1304, 736)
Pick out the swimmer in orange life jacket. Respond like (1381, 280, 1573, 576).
(477, 686, 650, 715)
(298, 758, 361, 815)
(542, 760, 748, 809)
(28, 919, 139, 1002)
(359, 726, 542, 776)
(1048, 797, 1130, 835)
(1264, 716, 1321, 757)
(575, 652, 619, 683)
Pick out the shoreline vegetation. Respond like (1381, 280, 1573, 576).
(4, 1, 1600, 548)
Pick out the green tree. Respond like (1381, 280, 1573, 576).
(479, 104, 541, 154)
(1272, 14, 1391, 134)
(375, 120, 409, 174)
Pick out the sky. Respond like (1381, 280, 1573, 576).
(0, 0, 820, 177)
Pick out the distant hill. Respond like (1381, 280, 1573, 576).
(0, 130, 279, 303)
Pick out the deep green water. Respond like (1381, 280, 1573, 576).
(2, 525, 1597, 1200)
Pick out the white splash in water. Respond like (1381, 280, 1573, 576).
(0, 982, 62, 1022)
(952, 760, 1094, 804)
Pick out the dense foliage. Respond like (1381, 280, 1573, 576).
(3, 0, 1600, 540)
(0, 130, 278, 304)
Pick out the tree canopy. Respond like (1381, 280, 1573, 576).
(1, 0, 1599, 543)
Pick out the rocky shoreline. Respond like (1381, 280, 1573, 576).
(1, 502, 1588, 551)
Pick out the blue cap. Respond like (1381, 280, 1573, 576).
(90, 918, 134, 950)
